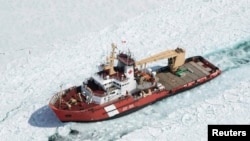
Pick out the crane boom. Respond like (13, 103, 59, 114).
(135, 48, 185, 72)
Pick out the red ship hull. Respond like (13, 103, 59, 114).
(49, 56, 221, 122)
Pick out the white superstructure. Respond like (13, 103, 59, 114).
(81, 45, 138, 104)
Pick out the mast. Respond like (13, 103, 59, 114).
(102, 43, 117, 75)
(59, 84, 63, 109)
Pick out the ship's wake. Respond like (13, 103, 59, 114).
(205, 41, 250, 72)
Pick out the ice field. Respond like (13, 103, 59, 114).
(0, 0, 250, 140)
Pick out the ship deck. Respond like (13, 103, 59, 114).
(50, 56, 217, 112)
(156, 59, 213, 90)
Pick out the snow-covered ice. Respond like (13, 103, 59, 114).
(0, 0, 250, 140)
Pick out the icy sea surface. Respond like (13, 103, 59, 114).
(0, 0, 250, 141)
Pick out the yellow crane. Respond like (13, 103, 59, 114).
(102, 44, 185, 75)
(135, 48, 185, 72)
